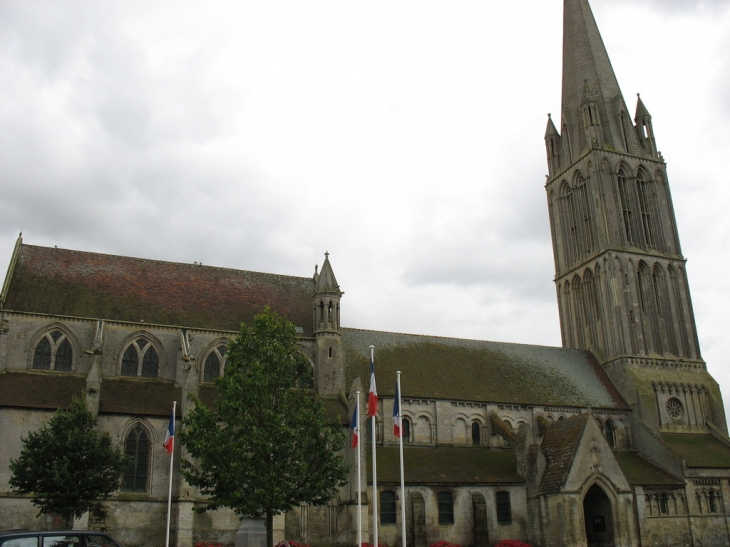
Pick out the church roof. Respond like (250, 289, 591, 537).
(341, 328, 628, 409)
(1, 243, 314, 335)
(613, 452, 684, 486)
(538, 413, 589, 495)
(372, 445, 523, 485)
(662, 434, 730, 469)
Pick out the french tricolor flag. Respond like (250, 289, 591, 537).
(368, 355, 378, 418)
(163, 407, 175, 455)
(393, 380, 402, 438)
(350, 399, 359, 448)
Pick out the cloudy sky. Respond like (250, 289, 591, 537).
(1, 0, 729, 408)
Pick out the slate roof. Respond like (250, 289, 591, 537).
(341, 329, 627, 409)
(539, 413, 589, 495)
(614, 453, 683, 486)
(372, 446, 523, 485)
(0, 371, 86, 410)
(2, 244, 314, 335)
(662, 434, 730, 469)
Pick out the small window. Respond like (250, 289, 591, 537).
(605, 419, 616, 449)
(472, 422, 481, 446)
(496, 491, 512, 524)
(403, 417, 411, 443)
(32, 330, 74, 372)
(380, 490, 396, 524)
(437, 491, 454, 525)
(666, 398, 683, 420)
(709, 491, 718, 513)
(659, 494, 668, 514)
(123, 425, 150, 492)
(120, 339, 159, 378)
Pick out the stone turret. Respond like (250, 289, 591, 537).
(312, 252, 345, 396)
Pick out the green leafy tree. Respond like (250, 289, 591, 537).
(9, 397, 129, 528)
(180, 307, 349, 547)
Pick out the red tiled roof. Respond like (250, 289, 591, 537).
(3, 244, 315, 335)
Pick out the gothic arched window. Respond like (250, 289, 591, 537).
(380, 490, 397, 524)
(203, 345, 228, 382)
(617, 168, 636, 245)
(123, 425, 150, 492)
(437, 491, 454, 525)
(32, 330, 74, 372)
(120, 339, 159, 378)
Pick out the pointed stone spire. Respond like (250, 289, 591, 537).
(634, 93, 658, 157)
(314, 251, 341, 294)
(544, 114, 562, 177)
(634, 93, 651, 120)
(561, 0, 632, 156)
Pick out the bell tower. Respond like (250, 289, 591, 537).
(544, 0, 725, 431)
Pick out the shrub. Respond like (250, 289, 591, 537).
(494, 541, 532, 547)
(429, 541, 461, 547)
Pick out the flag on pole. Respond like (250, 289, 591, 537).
(350, 399, 359, 448)
(393, 380, 402, 438)
(368, 354, 378, 418)
(163, 407, 175, 455)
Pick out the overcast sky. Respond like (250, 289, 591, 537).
(1, 0, 729, 411)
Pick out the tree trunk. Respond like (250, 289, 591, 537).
(266, 510, 274, 547)
(62, 514, 74, 530)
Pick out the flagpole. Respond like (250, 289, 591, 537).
(165, 401, 176, 547)
(370, 345, 378, 547)
(356, 391, 362, 547)
(397, 372, 406, 547)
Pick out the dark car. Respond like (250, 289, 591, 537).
(0, 531, 123, 547)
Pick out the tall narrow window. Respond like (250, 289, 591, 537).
(709, 491, 718, 513)
(636, 172, 655, 248)
(437, 492, 454, 525)
(380, 491, 397, 524)
(120, 339, 160, 378)
(659, 494, 668, 514)
(403, 417, 411, 443)
(32, 330, 74, 372)
(123, 426, 150, 492)
(496, 492, 512, 524)
(617, 169, 636, 244)
(471, 422, 481, 446)
(605, 419, 616, 449)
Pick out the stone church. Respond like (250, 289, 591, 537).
(1, 0, 729, 546)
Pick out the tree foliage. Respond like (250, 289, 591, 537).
(9, 397, 128, 528)
(180, 307, 348, 546)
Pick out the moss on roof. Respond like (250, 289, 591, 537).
(342, 329, 626, 408)
(371, 445, 523, 485)
(662, 434, 730, 469)
(614, 452, 683, 486)
(539, 414, 589, 495)
(4, 244, 314, 334)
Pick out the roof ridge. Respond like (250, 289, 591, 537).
(21, 243, 314, 283)
(341, 326, 582, 353)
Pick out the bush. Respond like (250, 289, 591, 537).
(494, 541, 532, 547)
(429, 541, 461, 547)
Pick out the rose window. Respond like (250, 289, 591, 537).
(666, 398, 683, 420)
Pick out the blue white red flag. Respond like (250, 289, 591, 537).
(368, 356, 378, 418)
(350, 399, 359, 448)
(393, 380, 402, 438)
(163, 407, 175, 455)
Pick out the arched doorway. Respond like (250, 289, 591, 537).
(583, 484, 615, 547)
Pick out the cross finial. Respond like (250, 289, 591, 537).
(325, 251, 329, 259)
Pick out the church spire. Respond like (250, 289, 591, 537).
(561, 0, 633, 157)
